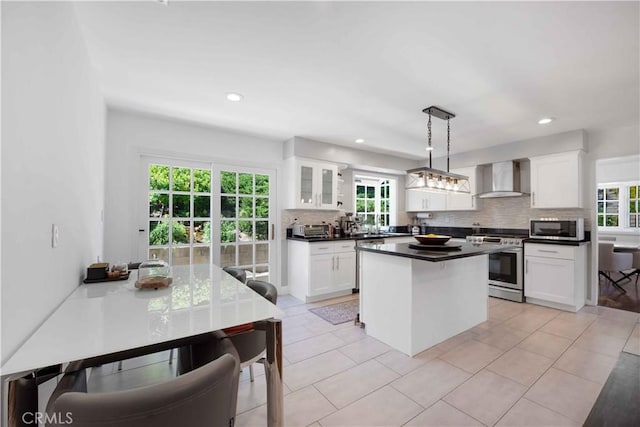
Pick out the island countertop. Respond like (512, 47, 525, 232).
(356, 241, 510, 262)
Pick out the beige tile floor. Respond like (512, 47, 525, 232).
(88, 294, 640, 426)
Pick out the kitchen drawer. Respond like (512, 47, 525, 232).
(309, 243, 335, 255)
(525, 243, 575, 260)
(333, 241, 356, 253)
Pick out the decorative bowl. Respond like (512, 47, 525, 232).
(413, 234, 451, 245)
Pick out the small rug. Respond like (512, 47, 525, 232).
(309, 299, 359, 325)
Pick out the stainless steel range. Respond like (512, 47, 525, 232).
(466, 234, 525, 302)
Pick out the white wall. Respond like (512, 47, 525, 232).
(104, 108, 284, 277)
(1, 2, 106, 363)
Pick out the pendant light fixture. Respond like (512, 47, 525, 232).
(406, 106, 470, 194)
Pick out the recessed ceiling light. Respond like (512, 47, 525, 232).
(425, 146, 434, 151)
(355, 138, 365, 144)
(226, 93, 243, 102)
(538, 117, 554, 125)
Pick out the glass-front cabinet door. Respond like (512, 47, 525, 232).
(319, 167, 334, 208)
(298, 164, 315, 208)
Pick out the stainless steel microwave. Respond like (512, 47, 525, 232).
(529, 218, 584, 241)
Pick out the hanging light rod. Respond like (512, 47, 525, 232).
(406, 105, 470, 194)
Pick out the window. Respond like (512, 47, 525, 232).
(597, 182, 640, 230)
(354, 177, 395, 228)
(597, 186, 619, 227)
(630, 185, 639, 228)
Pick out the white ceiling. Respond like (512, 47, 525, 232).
(73, 1, 639, 160)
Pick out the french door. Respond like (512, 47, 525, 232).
(140, 156, 276, 281)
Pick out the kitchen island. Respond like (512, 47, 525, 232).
(356, 241, 507, 356)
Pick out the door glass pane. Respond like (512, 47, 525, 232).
(172, 168, 191, 191)
(194, 195, 210, 217)
(221, 171, 236, 194)
(149, 247, 169, 261)
(239, 244, 253, 266)
(194, 169, 211, 192)
(150, 165, 170, 190)
(221, 220, 236, 243)
(220, 245, 236, 267)
(194, 221, 211, 243)
(256, 221, 268, 241)
(172, 246, 190, 265)
(238, 221, 253, 241)
(239, 197, 253, 218)
(150, 194, 169, 218)
(193, 247, 210, 265)
(256, 198, 269, 218)
(255, 175, 269, 196)
(239, 173, 253, 195)
(172, 221, 190, 244)
(172, 194, 190, 217)
(221, 196, 236, 218)
(300, 166, 313, 203)
(256, 243, 269, 264)
(149, 221, 169, 245)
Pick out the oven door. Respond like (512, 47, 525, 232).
(488, 249, 523, 290)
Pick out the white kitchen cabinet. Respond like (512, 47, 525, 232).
(530, 150, 584, 208)
(405, 166, 478, 212)
(446, 166, 479, 211)
(524, 242, 589, 312)
(405, 189, 447, 212)
(288, 240, 356, 302)
(285, 158, 338, 210)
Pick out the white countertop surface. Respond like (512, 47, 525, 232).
(1, 264, 283, 376)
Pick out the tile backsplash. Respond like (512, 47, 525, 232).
(421, 195, 592, 230)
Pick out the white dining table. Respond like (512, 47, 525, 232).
(0, 264, 284, 427)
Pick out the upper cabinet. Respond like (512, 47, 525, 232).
(285, 158, 339, 210)
(530, 150, 584, 208)
(406, 189, 447, 212)
(405, 166, 479, 212)
(446, 166, 480, 211)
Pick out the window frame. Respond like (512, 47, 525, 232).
(597, 181, 640, 231)
(354, 177, 396, 229)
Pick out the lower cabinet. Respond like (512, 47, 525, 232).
(288, 240, 356, 303)
(524, 243, 589, 312)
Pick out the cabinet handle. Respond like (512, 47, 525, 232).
(538, 250, 558, 253)
(525, 259, 528, 273)
(471, 197, 474, 208)
(425, 199, 429, 209)
(532, 192, 535, 206)
(332, 256, 335, 271)
(337, 255, 340, 270)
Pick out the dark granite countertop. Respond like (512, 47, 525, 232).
(356, 242, 508, 262)
(287, 233, 414, 243)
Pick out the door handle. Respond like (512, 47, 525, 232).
(271, 224, 275, 240)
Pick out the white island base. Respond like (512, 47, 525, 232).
(360, 251, 488, 356)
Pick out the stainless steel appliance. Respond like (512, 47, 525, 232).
(529, 218, 584, 241)
(466, 234, 525, 302)
(292, 224, 330, 238)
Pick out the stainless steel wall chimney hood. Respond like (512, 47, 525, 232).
(476, 160, 528, 198)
